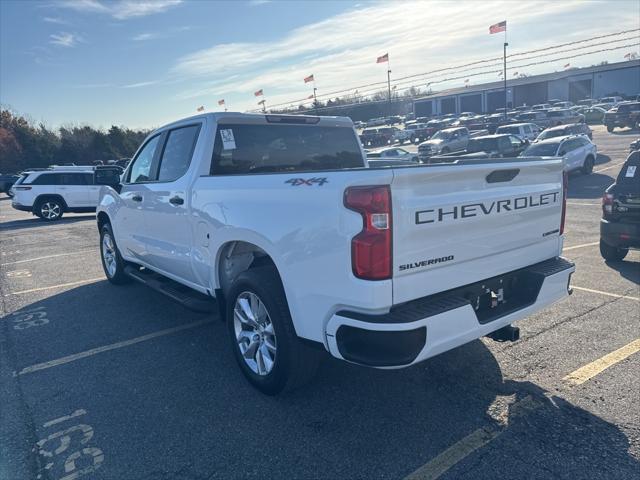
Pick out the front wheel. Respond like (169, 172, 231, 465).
(599, 240, 628, 262)
(100, 223, 132, 284)
(606, 124, 614, 133)
(226, 266, 322, 395)
(581, 156, 594, 175)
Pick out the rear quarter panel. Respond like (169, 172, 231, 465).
(191, 169, 394, 343)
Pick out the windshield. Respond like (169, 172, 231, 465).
(211, 124, 364, 174)
(431, 130, 451, 140)
(537, 129, 566, 141)
(467, 138, 499, 153)
(497, 126, 519, 134)
(523, 143, 559, 156)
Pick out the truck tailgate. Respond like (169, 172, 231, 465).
(391, 158, 564, 304)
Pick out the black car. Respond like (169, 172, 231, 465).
(0, 173, 19, 197)
(600, 151, 640, 261)
(604, 101, 640, 132)
(630, 138, 640, 151)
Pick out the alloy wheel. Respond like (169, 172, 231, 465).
(41, 202, 61, 220)
(102, 233, 117, 278)
(233, 291, 277, 376)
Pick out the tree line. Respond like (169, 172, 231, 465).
(0, 109, 150, 174)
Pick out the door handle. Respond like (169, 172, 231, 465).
(132, 195, 143, 202)
(169, 196, 184, 206)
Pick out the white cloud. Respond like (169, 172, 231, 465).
(132, 33, 158, 41)
(171, 0, 639, 111)
(55, 0, 182, 20)
(122, 80, 159, 88)
(43, 16, 69, 24)
(49, 32, 81, 47)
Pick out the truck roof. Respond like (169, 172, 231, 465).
(160, 112, 355, 132)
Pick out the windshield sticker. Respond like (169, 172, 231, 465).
(220, 129, 236, 150)
(626, 165, 636, 178)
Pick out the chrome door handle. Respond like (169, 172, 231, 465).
(169, 196, 184, 206)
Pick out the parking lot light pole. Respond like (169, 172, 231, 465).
(504, 41, 508, 120)
(387, 67, 392, 118)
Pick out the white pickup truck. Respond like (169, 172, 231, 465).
(95, 112, 574, 394)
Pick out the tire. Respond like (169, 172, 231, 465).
(99, 223, 132, 284)
(606, 124, 614, 133)
(35, 197, 64, 221)
(441, 147, 450, 154)
(599, 240, 628, 262)
(226, 266, 322, 395)
(581, 155, 594, 175)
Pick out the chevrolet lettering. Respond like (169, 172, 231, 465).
(415, 191, 560, 225)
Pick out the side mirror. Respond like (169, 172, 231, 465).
(94, 166, 122, 190)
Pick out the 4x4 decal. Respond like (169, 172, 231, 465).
(285, 177, 328, 186)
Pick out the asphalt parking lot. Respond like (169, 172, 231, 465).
(1, 125, 638, 480)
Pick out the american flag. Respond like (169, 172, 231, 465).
(304, 74, 314, 83)
(564, 63, 571, 69)
(196, 106, 204, 112)
(218, 99, 225, 106)
(513, 71, 518, 76)
(376, 53, 389, 63)
(254, 89, 263, 97)
(489, 21, 506, 34)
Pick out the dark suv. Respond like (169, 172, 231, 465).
(600, 151, 640, 261)
(604, 101, 640, 132)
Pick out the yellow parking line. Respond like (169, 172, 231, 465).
(403, 396, 542, 480)
(571, 285, 640, 301)
(563, 241, 599, 251)
(563, 339, 640, 386)
(4, 277, 104, 296)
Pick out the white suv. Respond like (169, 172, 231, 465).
(521, 135, 597, 174)
(11, 166, 104, 221)
(496, 123, 540, 141)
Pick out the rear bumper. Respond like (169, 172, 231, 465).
(325, 257, 574, 368)
(601, 219, 640, 248)
(11, 201, 32, 212)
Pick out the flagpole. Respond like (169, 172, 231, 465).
(387, 56, 392, 118)
(313, 78, 318, 115)
(503, 26, 508, 120)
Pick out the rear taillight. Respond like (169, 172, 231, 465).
(344, 185, 392, 280)
(15, 186, 32, 190)
(602, 192, 614, 215)
(560, 171, 568, 235)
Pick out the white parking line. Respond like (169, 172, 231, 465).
(16, 319, 212, 376)
(567, 202, 600, 206)
(572, 285, 639, 301)
(594, 162, 625, 174)
(4, 277, 104, 296)
(563, 241, 599, 251)
(0, 250, 95, 266)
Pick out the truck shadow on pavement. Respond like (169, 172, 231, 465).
(0, 215, 95, 231)
(567, 172, 616, 200)
(4, 281, 639, 480)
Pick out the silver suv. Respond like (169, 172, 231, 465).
(418, 127, 469, 160)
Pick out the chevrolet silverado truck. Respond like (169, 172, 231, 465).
(94, 112, 574, 395)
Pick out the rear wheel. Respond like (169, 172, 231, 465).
(226, 266, 322, 395)
(35, 198, 64, 221)
(599, 240, 628, 262)
(581, 155, 594, 175)
(606, 124, 614, 133)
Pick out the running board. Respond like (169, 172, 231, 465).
(124, 265, 215, 313)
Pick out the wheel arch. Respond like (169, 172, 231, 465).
(33, 194, 67, 212)
(97, 211, 111, 231)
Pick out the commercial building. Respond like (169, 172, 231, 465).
(413, 60, 640, 116)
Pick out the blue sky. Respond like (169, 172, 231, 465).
(1, 0, 638, 129)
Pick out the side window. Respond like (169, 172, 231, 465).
(509, 136, 522, 147)
(59, 173, 90, 185)
(30, 173, 60, 185)
(129, 135, 161, 183)
(157, 125, 201, 182)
